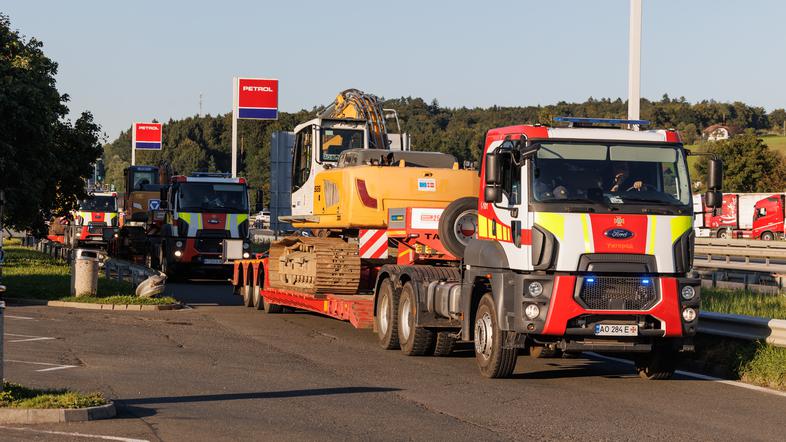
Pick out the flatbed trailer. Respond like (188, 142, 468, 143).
(231, 257, 375, 328)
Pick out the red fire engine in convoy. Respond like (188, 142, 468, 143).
(64, 191, 118, 248)
(232, 117, 723, 379)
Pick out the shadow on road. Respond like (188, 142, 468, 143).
(119, 386, 402, 406)
(165, 280, 243, 306)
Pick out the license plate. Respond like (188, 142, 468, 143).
(594, 324, 638, 336)
(203, 258, 223, 265)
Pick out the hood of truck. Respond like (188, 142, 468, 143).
(534, 212, 692, 273)
(75, 211, 117, 226)
(174, 212, 248, 238)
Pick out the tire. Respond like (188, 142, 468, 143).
(433, 331, 457, 357)
(263, 297, 284, 314)
(636, 348, 676, 380)
(252, 275, 263, 310)
(761, 231, 775, 241)
(474, 293, 518, 378)
(398, 282, 435, 356)
(241, 271, 254, 307)
(438, 197, 478, 259)
(717, 229, 729, 239)
(375, 278, 400, 350)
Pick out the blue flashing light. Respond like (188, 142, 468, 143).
(642, 279, 651, 285)
(554, 116, 651, 126)
(586, 278, 595, 283)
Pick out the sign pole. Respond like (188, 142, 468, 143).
(231, 77, 239, 178)
(131, 123, 137, 166)
(627, 0, 642, 131)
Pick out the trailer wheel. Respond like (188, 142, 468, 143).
(438, 197, 478, 259)
(761, 231, 775, 241)
(263, 297, 284, 314)
(252, 278, 263, 310)
(241, 270, 254, 307)
(433, 331, 457, 357)
(635, 347, 676, 380)
(717, 228, 729, 239)
(375, 278, 400, 350)
(474, 293, 517, 378)
(398, 282, 435, 356)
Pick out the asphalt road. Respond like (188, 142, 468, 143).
(3, 281, 786, 441)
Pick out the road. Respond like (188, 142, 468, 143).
(3, 281, 786, 441)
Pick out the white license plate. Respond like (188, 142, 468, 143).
(203, 258, 223, 265)
(594, 324, 638, 336)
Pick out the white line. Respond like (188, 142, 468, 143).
(5, 359, 78, 372)
(0, 426, 149, 442)
(585, 352, 786, 398)
(5, 332, 56, 343)
(4, 314, 35, 320)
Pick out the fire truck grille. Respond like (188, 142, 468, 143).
(195, 230, 228, 253)
(578, 277, 657, 311)
(87, 222, 107, 234)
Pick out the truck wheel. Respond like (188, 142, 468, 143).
(762, 231, 775, 241)
(398, 282, 435, 356)
(375, 278, 400, 350)
(252, 279, 263, 310)
(433, 331, 457, 357)
(717, 229, 729, 239)
(241, 272, 254, 307)
(263, 297, 284, 314)
(636, 348, 676, 380)
(474, 293, 518, 378)
(438, 197, 478, 259)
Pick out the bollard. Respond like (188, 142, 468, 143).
(72, 249, 99, 297)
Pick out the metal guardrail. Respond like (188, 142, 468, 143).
(699, 312, 786, 348)
(103, 259, 161, 287)
(694, 237, 786, 274)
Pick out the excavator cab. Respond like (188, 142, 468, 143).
(122, 165, 163, 224)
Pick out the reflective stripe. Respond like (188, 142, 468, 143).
(581, 214, 592, 253)
(535, 212, 565, 241)
(647, 215, 657, 255)
(478, 214, 489, 238)
(670, 216, 692, 243)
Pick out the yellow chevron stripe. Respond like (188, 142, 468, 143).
(670, 215, 692, 243)
(647, 215, 657, 254)
(478, 215, 488, 238)
(535, 212, 565, 242)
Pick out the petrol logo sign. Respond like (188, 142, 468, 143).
(133, 123, 163, 150)
(236, 78, 278, 120)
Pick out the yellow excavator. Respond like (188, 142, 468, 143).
(270, 89, 479, 295)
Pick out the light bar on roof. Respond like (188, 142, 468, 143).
(554, 116, 651, 126)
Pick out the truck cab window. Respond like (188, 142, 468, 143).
(500, 151, 521, 204)
(292, 127, 313, 192)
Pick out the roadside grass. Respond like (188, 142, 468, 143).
(702, 287, 786, 319)
(1, 245, 176, 305)
(687, 336, 786, 391)
(0, 382, 106, 409)
(2, 237, 22, 246)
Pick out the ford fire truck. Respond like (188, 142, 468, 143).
(149, 173, 253, 277)
(65, 191, 118, 249)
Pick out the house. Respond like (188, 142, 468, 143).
(703, 124, 735, 141)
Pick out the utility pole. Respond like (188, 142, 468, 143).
(627, 0, 642, 130)
(199, 93, 203, 117)
(231, 77, 238, 178)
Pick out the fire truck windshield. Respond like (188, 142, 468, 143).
(79, 195, 117, 212)
(176, 183, 249, 213)
(531, 142, 691, 208)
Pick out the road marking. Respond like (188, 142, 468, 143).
(0, 426, 149, 442)
(4, 314, 35, 320)
(586, 352, 786, 399)
(5, 332, 56, 343)
(5, 359, 78, 372)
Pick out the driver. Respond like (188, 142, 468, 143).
(610, 162, 644, 192)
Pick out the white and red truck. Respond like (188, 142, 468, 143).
(693, 192, 785, 240)
(64, 191, 119, 249)
(232, 117, 723, 379)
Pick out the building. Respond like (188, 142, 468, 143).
(703, 124, 735, 141)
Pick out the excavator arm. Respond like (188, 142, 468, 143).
(319, 89, 389, 150)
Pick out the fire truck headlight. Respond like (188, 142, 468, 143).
(527, 281, 543, 297)
(174, 250, 182, 258)
(525, 304, 540, 319)
(681, 285, 696, 300)
(682, 307, 697, 322)
(175, 241, 183, 248)
(243, 252, 250, 259)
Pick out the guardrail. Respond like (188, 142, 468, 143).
(103, 259, 161, 288)
(699, 312, 786, 348)
(694, 237, 786, 274)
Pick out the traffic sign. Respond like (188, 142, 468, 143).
(236, 78, 279, 120)
(148, 199, 161, 210)
(133, 122, 163, 150)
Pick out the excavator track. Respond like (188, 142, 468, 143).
(268, 236, 360, 295)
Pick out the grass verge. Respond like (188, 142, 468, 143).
(0, 382, 106, 409)
(702, 287, 786, 319)
(1, 245, 177, 305)
(685, 335, 786, 391)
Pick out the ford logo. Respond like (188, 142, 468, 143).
(605, 228, 634, 240)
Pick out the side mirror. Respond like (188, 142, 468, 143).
(159, 200, 169, 210)
(485, 152, 501, 185)
(707, 158, 723, 191)
(704, 190, 722, 208)
(254, 189, 264, 213)
(159, 187, 168, 201)
(484, 185, 502, 203)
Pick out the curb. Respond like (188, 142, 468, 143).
(47, 300, 182, 311)
(2, 298, 50, 306)
(0, 402, 116, 424)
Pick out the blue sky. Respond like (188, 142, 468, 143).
(4, 0, 785, 140)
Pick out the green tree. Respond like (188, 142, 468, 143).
(0, 14, 102, 233)
(694, 131, 786, 192)
(769, 108, 786, 134)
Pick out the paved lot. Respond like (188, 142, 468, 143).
(3, 282, 786, 441)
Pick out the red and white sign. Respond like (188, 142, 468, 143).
(410, 208, 443, 230)
(236, 78, 278, 120)
(133, 122, 163, 150)
(359, 229, 388, 259)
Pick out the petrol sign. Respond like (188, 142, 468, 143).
(236, 78, 279, 120)
(133, 123, 163, 150)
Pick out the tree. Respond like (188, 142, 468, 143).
(770, 108, 786, 134)
(694, 131, 786, 193)
(0, 14, 102, 233)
